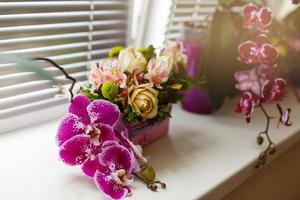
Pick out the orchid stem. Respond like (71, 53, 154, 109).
(255, 104, 276, 168)
(32, 57, 77, 102)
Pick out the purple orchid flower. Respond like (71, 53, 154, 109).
(57, 95, 120, 177)
(94, 141, 135, 200)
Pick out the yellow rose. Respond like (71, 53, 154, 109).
(118, 47, 147, 73)
(128, 84, 158, 119)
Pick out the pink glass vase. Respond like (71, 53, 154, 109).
(181, 42, 213, 114)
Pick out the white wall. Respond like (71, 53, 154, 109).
(139, 0, 172, 47)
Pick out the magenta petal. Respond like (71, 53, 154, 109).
(57, 114, 85, 146)
(87, 99, 120, 126)
(69, 95, 91, 125)
(59, 135, 90, 165)
(98, 144, 133, 174)
(94, 171, 129, 200)
(98, 124, 115, 143)
(82, 158, 99, 177)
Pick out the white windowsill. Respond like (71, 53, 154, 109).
(0, 95, 299, 200)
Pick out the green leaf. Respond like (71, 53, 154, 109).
(201, 9, 240, 110)
(138, 45, 156, 62)
(108, 46, 124, 58)
(0, 54, 57, 84)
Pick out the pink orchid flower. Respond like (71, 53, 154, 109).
(235, 92, 257, 123)
(276, 104, 292, 127)
(94, 142, 135, 200)
(261, 78, 286, 102)
(243, 3, 272, 32)
(145, 59, 169, 88)
(57, 95, 120, 177)
(234, 68, 263, 95)
(238, 34, 279, 68)
(89, 59, 127, 90)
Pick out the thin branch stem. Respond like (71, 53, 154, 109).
(32, 57, 77, 102)
(256, 104, 276, 168)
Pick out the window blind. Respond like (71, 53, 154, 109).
(0, 0, 130, 120)
(165, 0, 218, 41)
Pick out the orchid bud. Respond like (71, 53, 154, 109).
(269, 147, 276, 155)
(141, 165, 156, 182)
(257, 136, 264, 145)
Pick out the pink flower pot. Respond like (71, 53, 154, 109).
(128, 117, 170, 147)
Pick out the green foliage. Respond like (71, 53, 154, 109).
(108, 46, 124, 58)
(79, 85, 100, 100)
(101, 81, 118, 100)
(200, 9, 242, 110)
(0, 54, 57, 84)
(138, 45, 157, 62)
(124, 106, 141, 123)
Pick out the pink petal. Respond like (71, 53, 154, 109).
(57, 114, 85, 146)
(258, 7, 272, 27)
(59, 135, 90, 165)
(256, 34, 268, 47)
(238, 41, 256, 63)
(82, 158, 99, 177)
(98, 144, 134, 174)
(94, 171, 129, 200)
(97, 123, 115, 143)
(87, 99, 120, 126)
(260, 43, 279, 67)
(68, 95, 91, 125)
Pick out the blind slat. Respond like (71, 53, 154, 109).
(0, 0, 129, 120)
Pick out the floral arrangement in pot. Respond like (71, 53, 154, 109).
(31, 41, 190, 200)
(80, 41, 191, 146)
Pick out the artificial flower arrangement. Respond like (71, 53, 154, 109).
(234, 3, 293, 168)
(51, 41, 191, 200)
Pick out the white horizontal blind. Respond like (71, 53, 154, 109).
(0, 0, 130, 120)
(165, 0, 218, 41)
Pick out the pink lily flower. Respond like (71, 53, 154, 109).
(243, 3, 272, 32)
(57, 95, 120, 177)
(238, 34, 279, 68)
(89, 59, 127, 90)
(145, 59, 169, 88)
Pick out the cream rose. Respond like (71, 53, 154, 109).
(118, 47, 147, 73)
(128, 84, 158, 119)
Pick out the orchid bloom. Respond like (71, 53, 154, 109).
(57, 95, 120, 176)
(235, 92, 256, 123)
(261, 78, 286, 102)
(234, 68, 263, 95)
(243, 3, 272, 32)
(89, 60, 127, 90)
(238, 34, 279, 68)
(276, 104, 292, 126)
(94, 142, 135, 200)
(144, 58, 169, 88)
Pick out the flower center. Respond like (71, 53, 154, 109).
(85, 124, 101, 145)
(110, 169, 133, 187)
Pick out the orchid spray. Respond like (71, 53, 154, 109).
(234, 3, 292, 168)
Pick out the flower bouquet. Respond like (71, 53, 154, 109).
(80, 42, 191, 146)
(48, 41, 191, 199)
